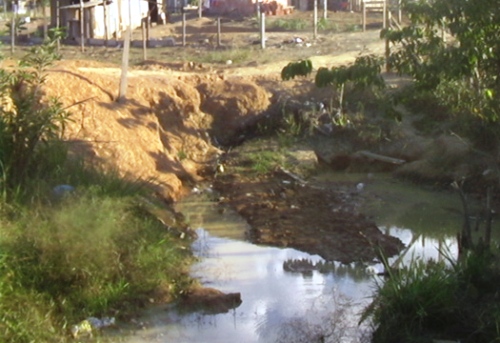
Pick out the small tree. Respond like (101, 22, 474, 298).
(382, 0, 500, 123)
(281, 55, 385, 125)
(0, 36, 70, 194)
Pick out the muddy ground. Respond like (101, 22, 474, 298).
(212, 153, 405, 263)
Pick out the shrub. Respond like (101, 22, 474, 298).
(362, 250, 500, 343)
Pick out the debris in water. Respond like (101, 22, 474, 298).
(71, 317, 116, 338)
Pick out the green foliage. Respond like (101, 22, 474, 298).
(249, 150, 284, 174)
(383, 0, 500, 122)
(314, 55, 385, 89)
(0, 190, 194, 342)
(268, 18, 308, 31)
(0, 35, 68, 194)
(5, 16, 27, 36)
(281, 59, 313, 81)
(363, 250, 500, 343)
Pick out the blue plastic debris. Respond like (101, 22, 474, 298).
(52, 184, 75, 198)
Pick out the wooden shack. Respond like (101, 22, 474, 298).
(50, 0, 162, 41)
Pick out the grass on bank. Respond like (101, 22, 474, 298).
(361, 247, 500, 343)
(0, 34, 196, 343)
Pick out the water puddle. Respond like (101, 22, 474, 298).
(118, 173, 466, 343)
(120, 228, 375, 343)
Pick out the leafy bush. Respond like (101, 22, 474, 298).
(383, 0, 500, 148)
(0, 35, 69, 195)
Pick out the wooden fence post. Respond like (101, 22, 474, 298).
(362, 1, 366, 32)
(142, 18, 147, 60)
(79, 0, 84, 52)
(385, 8, 390, 72)
(104, 0, 109, 47)
(313, 0, 318, 39)
(56, 0, 60, 51)
(382, 0, 386, 29)
(182, 12, 186, 46)
(10, 14, 15, 54)
(260, 12, 265, 49)
(217, 17, 221, 47)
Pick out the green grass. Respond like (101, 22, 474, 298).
(363, 249, 500, 343)
(267, 18, 308, 31)
(0, 184, 195, 342)
(248, 149, 284, 174)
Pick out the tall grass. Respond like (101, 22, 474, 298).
(1, 188, 195, 342)
(362, 249, 500, 343)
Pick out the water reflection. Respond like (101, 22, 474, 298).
(119, 225, 458, 343)
(118, 176, 465, 343)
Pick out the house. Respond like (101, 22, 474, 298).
(50, 0, 163, 41)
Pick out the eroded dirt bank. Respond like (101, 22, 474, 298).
(41, 53, 408, 263)
(39, 29, 497, 264)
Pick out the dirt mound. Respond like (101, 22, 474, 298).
(196, 78, 272, 144)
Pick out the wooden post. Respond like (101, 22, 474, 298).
(362, 1, 366, 32)
(323, 0, 327, 20)
(398, 0, 401, 24)
(198, 0, 202, 18)
(118, 25, 131, 102)
(217, 17, 221, 47)
(182, 12, 186, 46)
(43, 0, 48, 40)
(79, 0, 84, 52)
(56, 0, 60, 51)
(142, 18, 147, 60)
(382, 0, 386, 29)
(313, 0, 317, 39)
(118, 0, 132, 102)
(10, 14, 15, 54)
(104, 0, 109, 46)
(385, 9, 390, 72)
(260, 12, 265, 49)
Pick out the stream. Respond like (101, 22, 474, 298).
(117, 173, 492, 343)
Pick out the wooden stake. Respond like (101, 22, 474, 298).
(118, 25, 131, 102)
(80, 0, 84, 52)
(217, 17, 221, 46)
(313, 0, 318, 39)
(362, 2, 366, 32)
(118, 0, 132, 102)
(43, 0, 48, 40)
(182, 12, 186, 46)
(56, 0, 60, 50)
(10, 14, 15, 54)
(142, 18, 147, 60)
(104, 0, 109, 46)
(260, 12, 265, 49)
(382, 0, 386, 29)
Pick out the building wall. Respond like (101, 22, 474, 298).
(52, 0, 157, 40)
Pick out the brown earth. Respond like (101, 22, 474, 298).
(22, 11, 419, 264)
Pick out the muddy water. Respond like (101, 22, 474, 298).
(118, 174, 469, 343)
